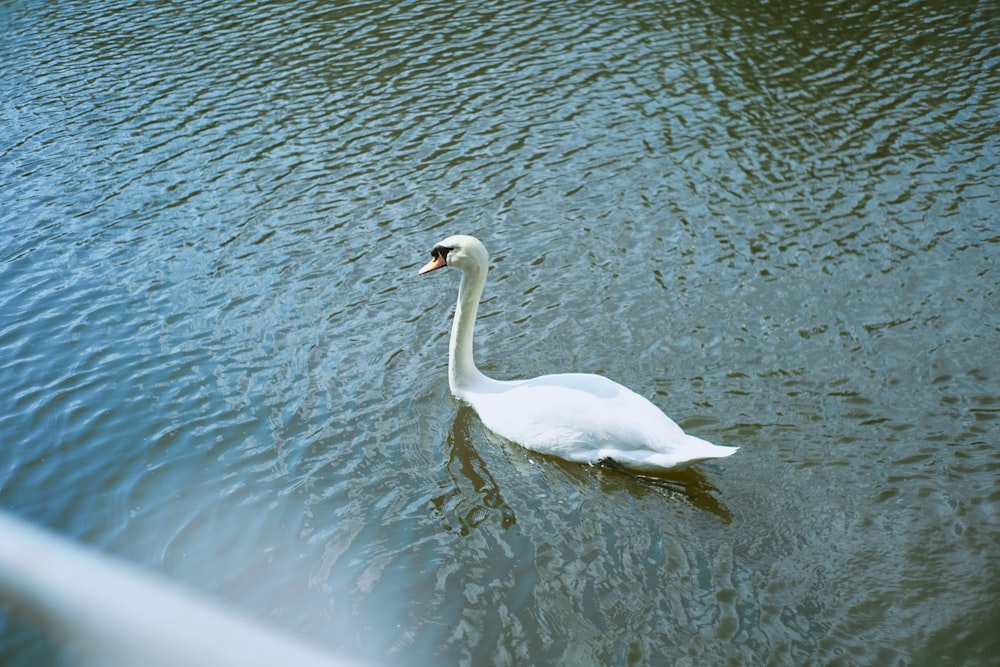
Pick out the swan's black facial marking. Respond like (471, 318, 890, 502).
(431, 245, 452, 265)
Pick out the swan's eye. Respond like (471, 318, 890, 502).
(431, 245, 452, 263)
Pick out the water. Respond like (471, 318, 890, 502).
(1, 0, 998, 664)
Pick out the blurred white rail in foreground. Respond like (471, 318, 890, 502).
(0, 511, 364, 667)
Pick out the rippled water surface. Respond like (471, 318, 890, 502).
(2, 0, 998, 664)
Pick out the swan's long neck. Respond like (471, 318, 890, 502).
(449, 263, 490, 395)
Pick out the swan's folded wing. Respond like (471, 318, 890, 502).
(466, 373, 689, 464)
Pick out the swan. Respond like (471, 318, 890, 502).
(418, 234, 737, 472)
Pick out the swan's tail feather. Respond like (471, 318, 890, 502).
(605, 434, 738, 472)
(681, 434, 738, 464)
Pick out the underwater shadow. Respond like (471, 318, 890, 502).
(595, 461, 735, 524)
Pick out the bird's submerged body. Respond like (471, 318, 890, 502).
(419, 234, 737, 472)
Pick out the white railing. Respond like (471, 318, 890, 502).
(0, 511, 364, 667)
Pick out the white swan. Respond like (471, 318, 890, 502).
(419, 234, 738, 472)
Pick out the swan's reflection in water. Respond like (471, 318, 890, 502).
(430, 407, 732, 535)
(429, 407, 516, 535)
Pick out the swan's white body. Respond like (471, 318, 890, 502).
(419, 235, 737, 472)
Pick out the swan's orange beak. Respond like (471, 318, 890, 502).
(418, 255, 447, 275)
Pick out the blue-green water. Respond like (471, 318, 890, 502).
(2, 0, 998, 664)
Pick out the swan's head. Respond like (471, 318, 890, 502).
(418, 235, 489, 275)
